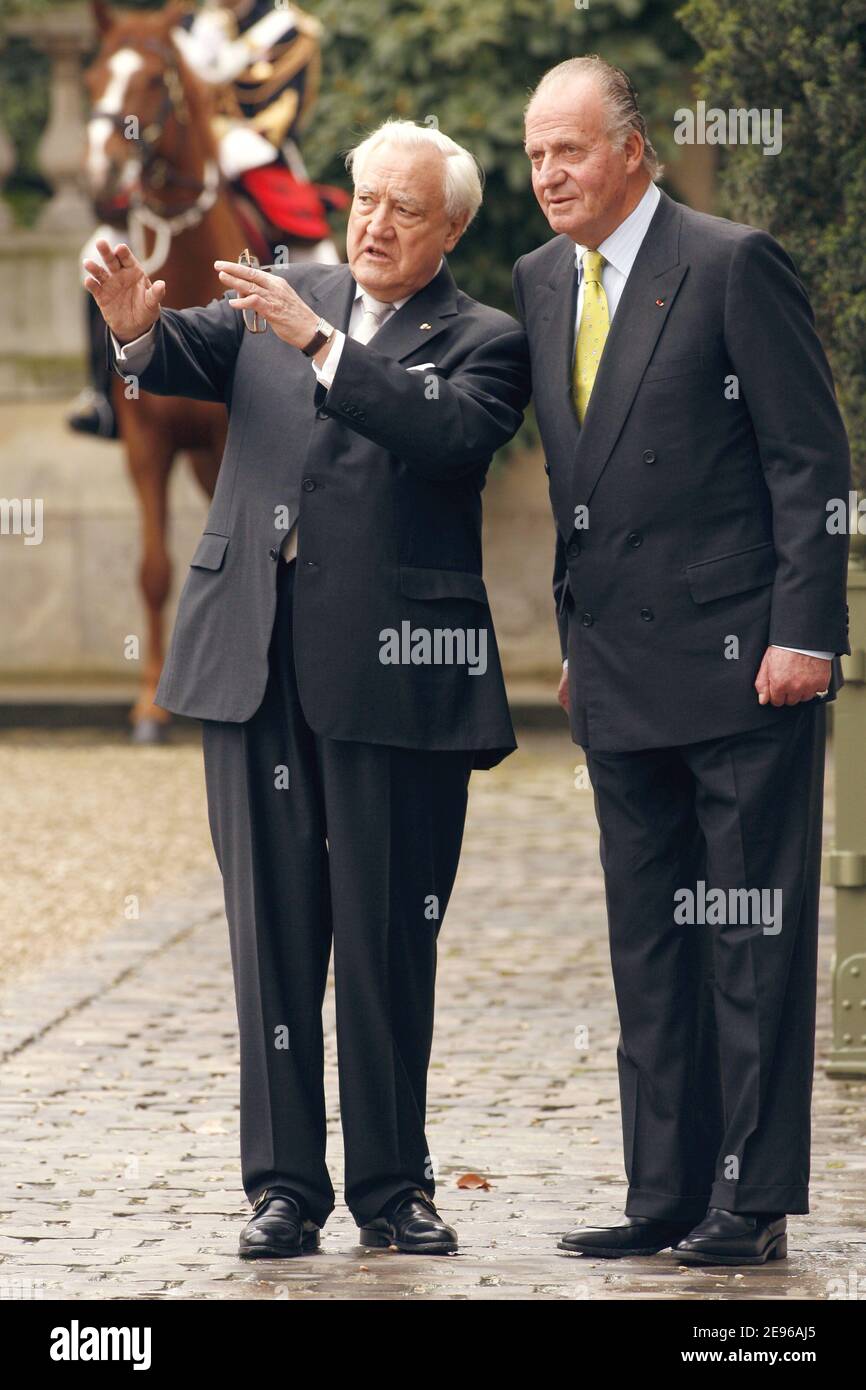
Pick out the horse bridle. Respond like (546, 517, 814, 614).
(91, 38, 219, 275)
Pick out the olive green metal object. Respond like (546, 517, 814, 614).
(824, 554, 866, 1077)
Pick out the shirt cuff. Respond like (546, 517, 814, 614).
(111, 324, 158, 368)
(773, 645, 834, 661)
(311, 330, 346, 387)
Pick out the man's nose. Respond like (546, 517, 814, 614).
(537, 157, 566, 189)
(367, 205, 394, 237)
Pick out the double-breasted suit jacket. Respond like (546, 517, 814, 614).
(115, 259, 531, 766)
(513, 189, 851, 752)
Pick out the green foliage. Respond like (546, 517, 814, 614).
(0, 39, 50, 223)
(302, 0, 699, 310)
(1, 0, 698, 288)
(678, 0, 866, 487)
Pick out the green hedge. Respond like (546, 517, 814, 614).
(1, 0, 699, 302)
(679, 0, 866, 488)
(302, 0, 699, 310)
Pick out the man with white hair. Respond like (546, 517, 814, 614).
(85, 119, 530, 1258)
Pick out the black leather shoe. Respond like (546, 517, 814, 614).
(66, 388, 118, 440)
(238, 1187, 320, 1259)
(675, 1208, 787, 1265)
(558, 1214, 697, 1258)
(358, 1189, 458, 1255)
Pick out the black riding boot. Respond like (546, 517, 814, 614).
(66, 290, 118, 439)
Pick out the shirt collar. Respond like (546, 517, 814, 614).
(353, 256, 445, 313)
(573, 181, 661, 279)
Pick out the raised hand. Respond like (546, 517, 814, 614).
(83, 239, 166, 345)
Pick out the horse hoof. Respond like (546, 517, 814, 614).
(131, 718, 169, 745)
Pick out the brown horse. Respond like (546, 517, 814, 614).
(84, 1, 333, 740)
(85, 1, 244, 740)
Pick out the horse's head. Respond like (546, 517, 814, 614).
(84, 1, 204, 218)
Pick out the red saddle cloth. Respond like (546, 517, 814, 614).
(239, 164, 349, 243)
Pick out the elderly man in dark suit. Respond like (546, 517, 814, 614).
(85, 119, 530, 1258)
(514, 57, 850, 1265)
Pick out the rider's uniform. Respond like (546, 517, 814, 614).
(173, 0, 342, 247)
(81, 0, 341, 276)
(73, 1, 343, 433)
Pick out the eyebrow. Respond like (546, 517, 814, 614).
(524, 138, 587, 155)
(356, 183, 425, 212)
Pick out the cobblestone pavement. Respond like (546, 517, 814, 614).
(0, 729, 864, 1301)
(0, 729, 214, 981)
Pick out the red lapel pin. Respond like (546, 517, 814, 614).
(655, 298, 666, 307)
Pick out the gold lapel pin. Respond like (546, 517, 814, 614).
(420, 322, 432, 330)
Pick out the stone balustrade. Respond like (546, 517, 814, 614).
(0, 4, 96, 399)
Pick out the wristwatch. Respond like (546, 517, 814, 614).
(301, 316, 336, 358)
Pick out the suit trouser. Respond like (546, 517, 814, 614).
(585, 702, 826, 1221)
(200, 557, 473, 1228)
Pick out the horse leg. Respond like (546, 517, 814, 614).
(123, 427, 175, 741)
(186, 445, 221, 500)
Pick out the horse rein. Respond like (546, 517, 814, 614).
(91, 37, 219, 276)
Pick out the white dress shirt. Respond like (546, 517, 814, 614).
(573, 179, 661, 328)
(279, 282, 410, 559)
(561, 181, 831, 666)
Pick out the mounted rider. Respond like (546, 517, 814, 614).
(70, 0, 346, 438)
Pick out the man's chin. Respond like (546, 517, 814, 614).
(350, 254, 394, 284)
(545, 203, 586, 240)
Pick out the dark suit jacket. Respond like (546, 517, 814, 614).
(513, 189, 851, 752)
(116, 260, 531, 767)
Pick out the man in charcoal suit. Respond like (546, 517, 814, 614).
(85, 119, 530, 1257)
(514, 57, 850, 1264)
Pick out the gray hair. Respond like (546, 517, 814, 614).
(345, 119, 484, 226)
(527, 56, 663, 181)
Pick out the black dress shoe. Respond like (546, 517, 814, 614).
(558, 1214, 696, 1258)
(358, 1189, 458, 1255)
(238, 1187, 320, 1259)
(66, 388, 118, 440)
(675, 1208, 787, 1265)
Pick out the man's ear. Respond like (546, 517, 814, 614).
(623, 129, 645, 175)
(92, 0, 114, 35)
(444, 213, 470, 252)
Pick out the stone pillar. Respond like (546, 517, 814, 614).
(0, 7, 96, 398)
(0, 33, 15, 231)
(8, 6, 94, 234)
(0, 116, 14, 233)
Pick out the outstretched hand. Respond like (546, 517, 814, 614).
(83, 239, 166, 345)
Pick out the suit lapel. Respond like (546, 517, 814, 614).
(571, 191, 688, 504)
(365, 258, 460, 361)
(306, 264, 357, 333)
(536, 239, 582, 461)
(306, 258, 460, 362)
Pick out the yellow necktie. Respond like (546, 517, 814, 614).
(573, 250, 609, 422)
